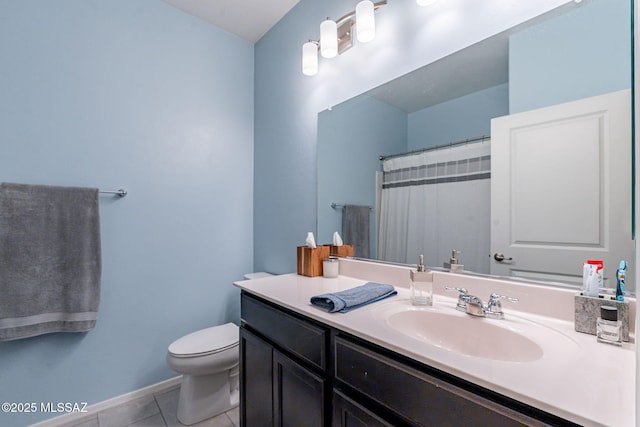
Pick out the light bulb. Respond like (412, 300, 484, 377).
(302, 42, 318, 76)
(320, 19, 338, 58)
(356, 1, 376, 43)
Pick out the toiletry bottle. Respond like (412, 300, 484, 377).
(582, 263, 599, 297)
(410, 255, 433, 306)
(587, 259, 603, 293)
(596, 305, 622, 346)
(449, 250, 464, 273)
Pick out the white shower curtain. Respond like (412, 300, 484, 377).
(377, 141, 491, 273)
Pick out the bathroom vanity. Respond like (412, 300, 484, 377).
(234, 259, 635, 427)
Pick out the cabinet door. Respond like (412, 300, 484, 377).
(273, 350, 326, 427)
(333, 389, 394, 427)
(240, 327, 274, 427)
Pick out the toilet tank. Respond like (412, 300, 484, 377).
(243, 272, 273, 280)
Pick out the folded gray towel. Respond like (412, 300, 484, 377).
(0, 183, 101, 341)
(310, 282, 397, 313)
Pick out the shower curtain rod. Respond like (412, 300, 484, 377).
(99, 189, 127, 197)
(379, 135, 490, 161)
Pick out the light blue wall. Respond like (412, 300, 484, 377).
(509, 0, 631, 113)
(254, 0, 569, 275)
(408, 84, 509, 150)
(0, 1, 253, 426)
(317, 95, 407, 258)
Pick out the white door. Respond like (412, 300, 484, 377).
(490, 89, 633, 288)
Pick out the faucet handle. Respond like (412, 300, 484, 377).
(445, 287, 468, 312)
(488, 293, 518, 304)
(445, 286, 467, 295)
(485, 293, 518, 319)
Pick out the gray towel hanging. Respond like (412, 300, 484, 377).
(0, 183, 102, 341)
(342, 204, 370, 258)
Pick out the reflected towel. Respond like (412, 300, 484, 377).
(0, 183, 101, 341)
(342, 205, 370, 258)
(310, 282, 396, 313)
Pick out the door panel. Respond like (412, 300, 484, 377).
(490, 89, 633, 286)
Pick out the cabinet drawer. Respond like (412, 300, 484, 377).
(241, 293, 327, 370)
(335, 336, 548, 427)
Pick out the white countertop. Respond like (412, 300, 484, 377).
(234, 269, 635, 427)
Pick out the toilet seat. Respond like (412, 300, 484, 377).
(168, 323, 239, 358)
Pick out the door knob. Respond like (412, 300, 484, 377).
(493, 253, 513, 262)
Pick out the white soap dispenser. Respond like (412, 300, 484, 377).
(410, 255, 433, 306)
(449, 249, 464, 273)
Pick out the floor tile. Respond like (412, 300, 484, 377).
(225, 407, 239, 427)
(154, 388, 180, 427)
(153, 385, 238, 427)
(49, 381, 238, 427)
(62, 415, 99, 427)
(184, 412, 235, 427)
(97, 395, 160, 427)
(127, 412, 167, 427)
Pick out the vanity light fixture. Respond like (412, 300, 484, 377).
(417, 0, 439, 6)
(302, 0, 387, 76)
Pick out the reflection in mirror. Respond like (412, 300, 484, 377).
(317, 0, 634, 292)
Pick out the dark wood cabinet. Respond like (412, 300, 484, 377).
(240, 291, 575, 427)
(240, 327, 273, 426)
(240, 326, 326, 427)
(273, 350, 326, 427)
(240, 293, 329, 427)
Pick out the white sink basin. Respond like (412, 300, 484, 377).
(375, 300, 580, 363)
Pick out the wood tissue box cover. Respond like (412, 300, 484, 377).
(574, 294, 629, 341)
(329, 244, 354, 258)
(297, 245, 330, 277)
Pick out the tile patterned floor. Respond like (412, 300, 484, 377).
(59, 385, 239, 427)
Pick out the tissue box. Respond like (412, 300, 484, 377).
(297, 246, 330, 277)
(574, 294, 629, 341)
(329, 244, 354, 258)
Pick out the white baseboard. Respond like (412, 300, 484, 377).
(29, 376, 182, 427)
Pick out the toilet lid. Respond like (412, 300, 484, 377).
(168, 323, 239, 357)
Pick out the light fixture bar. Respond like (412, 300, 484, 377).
(301, 0, 387, 76)
(335, 0, 387, 26)
(337, 18, 354, 55)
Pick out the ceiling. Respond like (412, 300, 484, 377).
(161, 0, 300, 43)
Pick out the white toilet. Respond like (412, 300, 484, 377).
(166, 322, 239, 426)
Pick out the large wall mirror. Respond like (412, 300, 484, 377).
(317, 0, 635, 292)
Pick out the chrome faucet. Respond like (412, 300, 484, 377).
(445, 287, 518, 319)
